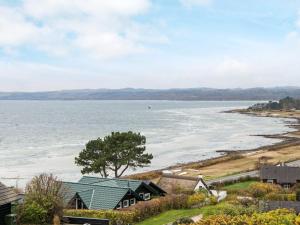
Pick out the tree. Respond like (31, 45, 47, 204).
(75, 131, 153, 178)
(18, 174, 66, 224)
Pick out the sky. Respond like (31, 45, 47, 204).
(1, 0, 300, 91)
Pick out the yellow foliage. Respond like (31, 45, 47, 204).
(193, 209, 297, 225)
(187, 193, 206, 207)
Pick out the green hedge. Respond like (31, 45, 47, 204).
(64, 194, 192, 225)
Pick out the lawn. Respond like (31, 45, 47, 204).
(223, 181, 257, 191)
(136, 208, 204, 225)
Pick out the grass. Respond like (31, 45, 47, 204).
(136, 208, 204, 225)
(223, 181, 257, 191)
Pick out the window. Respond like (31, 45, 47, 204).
(139, 193, 144, 199)
(144, 193, 151, 200)
(283, 184, 291, 189)
(267, 179, 274, 184)
(123, 200, 129, 208)
(116, 202, 122, 209)
(130, 198, 136, 205)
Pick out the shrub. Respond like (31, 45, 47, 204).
(187, 193, 206, 207)
(128, 194, 189, 221)
(17, 201, 48, 224)
(202, 202, 257, 217)
(265, 193, 296, 201)
(172, 217, 194, 225)
(18, 173, 66, 224)
(208, 196, 217, 205)
(248, 182, 282, 198)
(65, 194, 190, 225)
(193, 209, 297, 225)
(63, 209, 136, 225)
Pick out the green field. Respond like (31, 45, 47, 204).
(223, 181, 257, 191)
(136, 208, 204, 225)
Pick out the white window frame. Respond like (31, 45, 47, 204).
(283, 184, 291, 189)
(123, 200, 129, 208)
(144, 193, 151, 200)
(267, 179, 274, 184)
(130, 198, 136, 205)
(116, 202, 122, 209)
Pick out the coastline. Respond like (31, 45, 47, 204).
(127, 109, 300, 181)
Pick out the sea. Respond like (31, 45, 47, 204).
(0, 100, 296, 188)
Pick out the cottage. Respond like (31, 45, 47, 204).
(0, 182, 20, 224)
(78, 176, 166, 200)
(157, 174, 211, 194)
(260, 165, 300, 188)
(63, 182, 142, 210)
(63, 176, 166, 210)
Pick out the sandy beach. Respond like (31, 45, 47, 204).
(127, 109, 300, 181)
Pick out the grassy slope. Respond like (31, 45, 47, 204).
(136, 208, 204, 225)
(223, 181, 257, 191)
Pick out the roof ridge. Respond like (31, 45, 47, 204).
(81, 176, 142, 182)
(63, 181, 131, 190)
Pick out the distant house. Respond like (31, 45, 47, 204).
(157, 174, 212, 194)
(63, 176, 166, 210)
(260, 165, 300, 188)
(0, 182, 20, 224)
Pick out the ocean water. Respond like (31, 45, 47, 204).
(0, 100, 296, 187)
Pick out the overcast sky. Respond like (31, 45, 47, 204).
(1, 0, 300, 91)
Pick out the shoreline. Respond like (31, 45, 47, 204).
(127, 109, 300, 181)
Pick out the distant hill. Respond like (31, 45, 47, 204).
(1, 87, 300, 101)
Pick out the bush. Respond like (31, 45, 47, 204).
(248, 182, 282, 198)
(18, 174, 66, 224)
(193, 209, 298, 225)
(172, 217, 194, 225)
(65, 194, 190, 225)
(202, 202, 257, 217)
(17, 201, 48, 224)
(187, 193, 206, 207)
(208, 196, 217, 205)
(63, 209, 136, 225)
(265, 193, 296, 201)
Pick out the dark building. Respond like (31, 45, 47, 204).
(0, 182, 20, 225)
(260, 165, 300, 188)
(63, 176, 166, 210)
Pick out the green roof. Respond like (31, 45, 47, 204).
(63, 182, 131, 210)
(78, 176, 143, 192)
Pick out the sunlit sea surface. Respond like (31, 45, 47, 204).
(0, 100, 296, 187)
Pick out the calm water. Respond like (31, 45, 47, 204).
(0, 100, 296, 187)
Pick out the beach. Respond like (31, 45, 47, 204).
(128, 109, 300, 181)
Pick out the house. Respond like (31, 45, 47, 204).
(0, 182, 20, 224)
(63, 176, 166, 210)
(63, 182, 142, 210)
(260, 165, 300, 188)
(78, 176, 166, 200)
(157, 174, 212, 194)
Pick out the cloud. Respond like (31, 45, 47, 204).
(0, 6, 39, 46)
(297, 10, 300, 28)
(0, 0, 167, 59)
(179, 0, 213, 7)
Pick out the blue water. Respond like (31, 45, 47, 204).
(0, 100, 296, 187)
